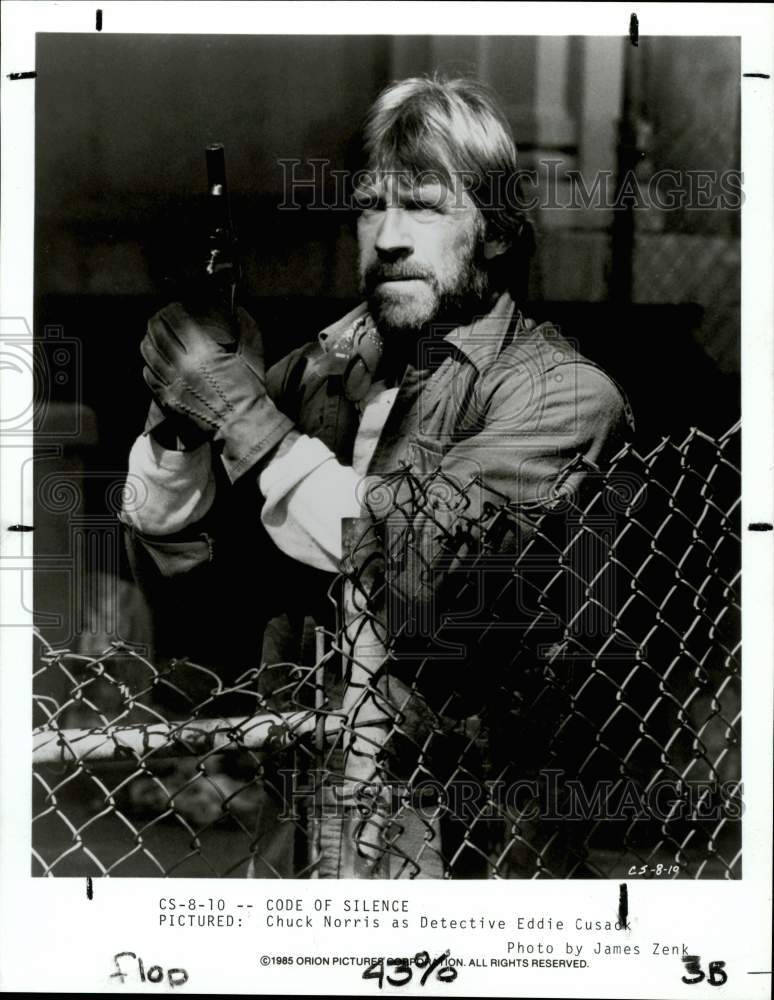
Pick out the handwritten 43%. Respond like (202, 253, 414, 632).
(363, 950, 458, 988)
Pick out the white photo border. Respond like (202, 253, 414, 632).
(1, 3, 771, 997)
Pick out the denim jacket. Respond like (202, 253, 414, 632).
(122, 291, 633, 686)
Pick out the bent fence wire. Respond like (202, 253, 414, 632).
(33, 422, 742, 879)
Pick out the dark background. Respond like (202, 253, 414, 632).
(34, 32, 741, 639)
(31, 34, 742, 878)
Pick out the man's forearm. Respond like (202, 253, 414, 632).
(256, 380, 399, 572)
(258, 432, 363, 573)
(122, 432, 216, 536)
(124, 419, 363, 576)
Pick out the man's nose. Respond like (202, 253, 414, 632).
(374, 207, 413, 259)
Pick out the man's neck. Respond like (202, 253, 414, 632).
(376, 289, 507, 380)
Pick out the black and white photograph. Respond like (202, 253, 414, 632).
(1, 2, 771, 996)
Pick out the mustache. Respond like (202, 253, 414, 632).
(364, 264, 435, 289)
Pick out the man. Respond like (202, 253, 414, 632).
(121, 76, 633, 877)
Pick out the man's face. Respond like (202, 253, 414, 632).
(357, 172, 490, 338)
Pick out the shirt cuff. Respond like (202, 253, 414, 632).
(258, 433, 340, 500)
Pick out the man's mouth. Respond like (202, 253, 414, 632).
(375, 275, 427, 285)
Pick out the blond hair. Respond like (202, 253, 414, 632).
(363, 75, 533, 264)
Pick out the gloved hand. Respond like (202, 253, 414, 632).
(141, 302, 293, 482)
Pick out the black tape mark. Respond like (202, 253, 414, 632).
(748, 522, 773, 531)
(618, 883, 629, 928)
(96, 9, 102, 31)
(86, 876, 93, 900)
(743, 73, 770, 79)
(7, 71, 37, 81)
(629, 13, 639, 47)
(7, 524, 34, 532)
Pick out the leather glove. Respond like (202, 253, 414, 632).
(141, 302, 293, 482)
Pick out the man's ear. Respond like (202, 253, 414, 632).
(483, 235, 510, 260)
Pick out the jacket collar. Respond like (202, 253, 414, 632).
(318, 302, 370, 352)
(441, 290, 521, 372)
(319, 292, 522, 374)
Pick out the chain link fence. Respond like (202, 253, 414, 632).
(33, 421, 741, 879)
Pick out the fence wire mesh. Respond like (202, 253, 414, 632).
(33, 421, 741, 880)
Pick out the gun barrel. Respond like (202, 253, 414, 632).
(204, 142, 238, 294)
(206, 142, 227, 198)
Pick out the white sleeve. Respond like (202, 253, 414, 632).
(122, 434, 216, 536)
(259, 433, 363, 573)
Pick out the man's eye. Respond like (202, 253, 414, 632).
(406, 188, 449, 213)
(407, 199, 441, 213)
(353, 188, 382, 211)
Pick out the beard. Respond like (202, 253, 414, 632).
(360, 242, 493, 341)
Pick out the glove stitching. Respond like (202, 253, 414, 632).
(199, 365, 235, 413)
(181, 379, 226, 420)
(169, 397, 220, 429)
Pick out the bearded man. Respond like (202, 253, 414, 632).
(121, 76, 633, 878)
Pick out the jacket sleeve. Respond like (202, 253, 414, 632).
(121, 343, 313, 581)
(349, 362, 632, 654)
(121, 339, 341, 675)
(121, 502, 221, 663)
